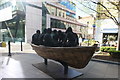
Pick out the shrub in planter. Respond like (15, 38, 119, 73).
(100, 46, 116, 52)
(82, 39, 96, 46)
(108, 50, 120, 58)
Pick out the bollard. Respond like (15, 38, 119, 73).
(8, 41, 11, 56)
(44, 58, 47, 65)
(21, 41, 23, 51)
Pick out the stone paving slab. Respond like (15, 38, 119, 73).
(0, 43, 33, 54)
(0, 52, 119, 79)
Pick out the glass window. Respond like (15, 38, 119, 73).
(59, 12, 61, 16)
(0, 2, 11, 10)
(63, 13, 65, 17)
(51, 7, 56, 16)
(51, 11, 54, 15)
(1, 18, 25, 42)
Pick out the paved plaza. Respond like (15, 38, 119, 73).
(0, 43, 120, 80)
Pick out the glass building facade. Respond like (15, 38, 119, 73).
(0, 0, 87, 42)
(0, 1, 25, 42)
(51, 18, 66, 29)
(59, 1, 76, 18)
(42, 1, 79, 31)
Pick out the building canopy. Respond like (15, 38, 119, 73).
(101, 28, 118, 33)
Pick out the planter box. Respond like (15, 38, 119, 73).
(109, 52, 120, 58)
(0, 42, 6, 47)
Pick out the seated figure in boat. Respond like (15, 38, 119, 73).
(31, 30, 41, 45)
(39, 28, 47, 45)
(57, 30, 66, 47)
(32, 27, 79, 47)
(64, 27, 79, 47)
(51, 30, 59, 47)
(43, 28, 53, 47)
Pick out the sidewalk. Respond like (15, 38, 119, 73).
(0, 44, 119, 79)
(1, 52, 119, 79)
(0, 42, 35, 54)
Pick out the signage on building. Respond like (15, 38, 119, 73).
(101, 28, 118, 33)
(93, 24, 96, 27)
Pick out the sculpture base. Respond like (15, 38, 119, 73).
(32, 61, 83, 80)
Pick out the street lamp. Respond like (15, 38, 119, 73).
(90, 14, 96, 39)
(93, 23, 96, 39)
(87, 21, 89, 46)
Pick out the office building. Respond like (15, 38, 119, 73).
(0, 0, 87, 43)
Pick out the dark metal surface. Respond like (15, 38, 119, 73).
(8, 41, 11, 56)
(33, 61, 83, 80)
(21, 41, 23, 51)
(44, 58, 47, 65)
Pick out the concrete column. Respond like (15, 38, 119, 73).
(95, 20, 103, 46)
(46, 14, 51, 28)
(0, 22, 2, 41)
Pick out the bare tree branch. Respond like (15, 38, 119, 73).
(75, 0, 119, 25)
(107, 0, 118, 6)
(75, 0, 99, 14)
(76, 6, 91, 15)
(75, 0, 120, 50)
(107, 0, 120, 11)
(91, 0, 119, 25)
(102, 13, 119, 25)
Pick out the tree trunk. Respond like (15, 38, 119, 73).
(117, 25, 120, 50)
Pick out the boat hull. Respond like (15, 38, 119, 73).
(31, 44, 96, 69)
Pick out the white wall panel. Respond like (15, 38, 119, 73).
(25, 4, 42, 43)
(0, 6, 12, 22)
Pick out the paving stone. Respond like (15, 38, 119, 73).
(0, 52, 119, 79)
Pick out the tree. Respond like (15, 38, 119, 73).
(76, 0, 120, 50)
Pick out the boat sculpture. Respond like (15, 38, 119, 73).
(31, 44, 96, 79)
(31, 44, 96, 68)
